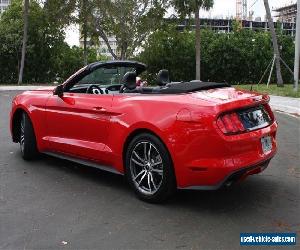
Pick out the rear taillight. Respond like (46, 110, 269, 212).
(263, 104, 274, 122)
(217, 112, 246, 135)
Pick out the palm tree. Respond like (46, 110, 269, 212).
(171, 0, 214, 80)
(18, 0, 29, 84)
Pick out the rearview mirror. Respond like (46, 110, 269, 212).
(53, 84, 64, 97)
(103, 68, 118, 74)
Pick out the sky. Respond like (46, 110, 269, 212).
(65, 0, 295, 46)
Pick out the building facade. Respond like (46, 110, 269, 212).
(0, 0, 10, 14)
(79, 36, 119, 60)
(274, 2, 297, 23)
(173, 17, 297, 36)
(98, 37, 119, 59)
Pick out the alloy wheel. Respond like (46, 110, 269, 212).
(130, 141, 164, 195)
(20, 114, 25, 153)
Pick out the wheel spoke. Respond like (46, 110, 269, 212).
(133, 151, 145, 164)
(143, 142, 148, 161)
(149, 173, 157, 191)
(151, 160, 162, 168)
(147, 173, 152, 192)
(134, 170, 146, 181)
(148, 144, 152, 162)
(131, 158, 145, 167)
(152, 169, 163, 175)
(137, 171, 147, 186)
(21, 118, 25, 133)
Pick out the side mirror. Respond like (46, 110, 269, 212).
(53, 84, 64, 97)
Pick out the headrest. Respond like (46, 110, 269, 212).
(157, 69, 170, 86)
(122, 72, 137, 90)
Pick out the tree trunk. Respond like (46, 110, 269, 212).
(92, 16, 118, 60)
(195, 6, 201, 80)
(83, 22, 88, 66)
(82, 0, 88, 66)
(18, 0, 29, 85)
(293, 0, 300, 91)
(120, 42, 127, 60)
(263, 0, 284, 87)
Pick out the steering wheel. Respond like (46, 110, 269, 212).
(119, 85, 126, 93)
(86, 85, 103, 95)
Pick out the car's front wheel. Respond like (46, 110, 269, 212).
(19, 112, 39, 160)
(125, 133, 176, 203)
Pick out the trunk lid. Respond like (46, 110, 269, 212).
(191, 87, 266, 104)
(192, 87, 270, 114)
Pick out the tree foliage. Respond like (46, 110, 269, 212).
(39, 0, 168, 60)
(91, 0, 168, 59)
(172, 0, 214, 17)
(138, 25, 295, 84)
(0, 0, 98, 83)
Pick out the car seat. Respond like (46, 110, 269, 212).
(120, 72, 137, 93)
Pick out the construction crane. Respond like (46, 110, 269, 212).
(236, 0, 248, 20)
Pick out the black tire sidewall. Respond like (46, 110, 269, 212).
(20, 112, 38, 160)
(125, 133, 176, 203)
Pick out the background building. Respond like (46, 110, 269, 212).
(173, 17, 296, 36)
(0, 0, 10, 14)
(79, 35, 119, 60)
(274, 2, 297, 23)
(98, 37, 119, 59)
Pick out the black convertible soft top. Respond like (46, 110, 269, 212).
(155, 81, 231, 94)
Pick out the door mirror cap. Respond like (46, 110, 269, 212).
(53, 84, 64, 97)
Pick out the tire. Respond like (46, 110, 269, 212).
(19, 112, 39, 160)
(125, 133, 176, 203)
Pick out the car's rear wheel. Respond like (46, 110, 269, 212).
(19, 112, 38, 160)
(125, 133, 176, 203)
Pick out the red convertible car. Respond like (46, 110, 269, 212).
(10, 61, 278, 202)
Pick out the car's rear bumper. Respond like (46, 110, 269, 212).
(178, 156, 274, 190)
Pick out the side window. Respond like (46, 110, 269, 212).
(77, 66, 135, 86)
(67, 66, 136, 93)
(78, 67, 110, 85)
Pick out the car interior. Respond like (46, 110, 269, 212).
(64, 62, 230, 95)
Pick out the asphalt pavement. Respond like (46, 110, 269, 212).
(0, 91, 299, 250)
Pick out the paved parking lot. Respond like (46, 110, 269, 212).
(0, 91, 299, 249)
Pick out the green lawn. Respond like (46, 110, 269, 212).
(235, 84, 300, 98)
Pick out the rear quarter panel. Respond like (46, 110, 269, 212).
(106, 93, 217, 176)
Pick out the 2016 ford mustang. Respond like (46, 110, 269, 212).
(10, 60, 278, 202)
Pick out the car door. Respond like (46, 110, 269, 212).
(44, 65, 116, 162)
(45, 93, 113, 162)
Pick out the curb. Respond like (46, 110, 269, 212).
(269, 95, 300, 117)
(0, 86, 54, 91)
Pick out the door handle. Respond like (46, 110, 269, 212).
(93, 106, 106, 112)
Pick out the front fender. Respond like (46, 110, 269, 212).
(10, 91, 51, 151)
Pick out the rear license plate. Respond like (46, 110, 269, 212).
(261, 136, 272, 153)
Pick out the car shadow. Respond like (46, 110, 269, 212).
(36, 153, 280, 215)
(39, 153, 130, 191)
(169, 178, 278, 213)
